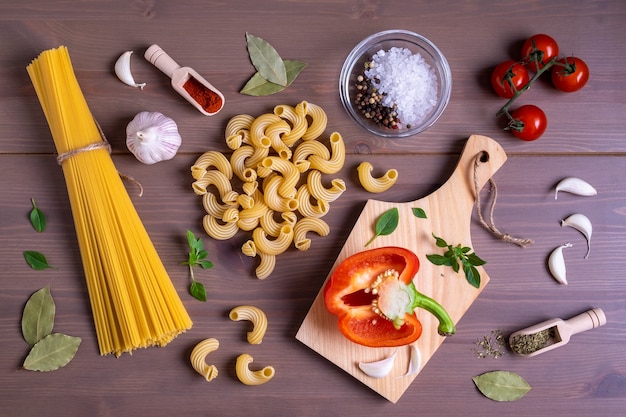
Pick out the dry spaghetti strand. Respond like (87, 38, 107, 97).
(27, 46, 192, 356)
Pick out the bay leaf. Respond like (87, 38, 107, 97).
(245, 32, 287, 86)
(23, 333, 81, 372)
(472, 370, 531, 401)
(22, 286, 55, 347)
(240, 60, 307, 96)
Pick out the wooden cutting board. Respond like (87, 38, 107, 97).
(296, 135, 507, 403)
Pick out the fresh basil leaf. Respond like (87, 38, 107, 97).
(365, 208, 399, 246)
(467, 252, 487, 266)
(472, 371, 531, 401)
(29, 198, 46, 233)
(433, 234, 448, 248)
(426, 254, 449, 266)
(412, 207, 427, 219)
(23, 251, 53, 270)
(245, 32, 287, 86)
(464, 263, 481, 288)
(22, 286, 55, 347)
(190, 281, 207, 302)
(23, 333, 81, 372)
(200, 260, 214, 269)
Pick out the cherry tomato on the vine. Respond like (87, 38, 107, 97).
(551, 57, 589, 92)
(521, 34, 559, 72)
(491, 60, 530, 99)
(509, 105, 547, 141)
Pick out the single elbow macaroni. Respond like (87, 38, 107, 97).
(189, 338, 220, 382)
(357, 161, 398, 193)
(229, 305, 268, 345)
(235, 353, 275, 386)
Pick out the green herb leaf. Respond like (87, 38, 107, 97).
(183, 230, 213, 302)
(189, 281, 207, 302)
(412, 207, 427, 219)
(427, 234, 485, 287)
(240, 60, 307, 96)
(200, 260, 214, 269)
(463, 263, 481, 288)
(365, 207, 399, 247)
(426, 254, 452, 266)
(245, 32, 287, 86)
(467, 252, 487, 266)
(472, 371, 531, 401)
(23, 333, 81, 372)
(29, 198, 46, 232)
(22, 286, 55, 347)
(23, 251, 54, 270)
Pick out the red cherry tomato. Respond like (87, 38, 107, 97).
(509, 105, 547, 141)
(521, 34, 559, 72)
(491, 60, 530, 99)
(551, 57, 589, 92)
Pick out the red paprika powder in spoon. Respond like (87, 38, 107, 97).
(183, 76, 223, 114)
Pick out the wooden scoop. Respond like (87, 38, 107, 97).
(296, 134, 507, 402)
(508, 307, 607, 358)
(144, 44, 224, 115)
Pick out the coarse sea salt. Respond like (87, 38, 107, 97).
(365, 47, 438, 127)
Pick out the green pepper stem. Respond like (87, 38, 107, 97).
(408, 282, 456, 336)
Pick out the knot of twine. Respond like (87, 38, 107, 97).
(473, 153, 533, 248)
(55, 121, 144, 197)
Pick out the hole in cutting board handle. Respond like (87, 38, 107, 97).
(479, 151, 489, 163)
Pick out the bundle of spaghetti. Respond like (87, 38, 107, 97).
(27, 46, 192, 356)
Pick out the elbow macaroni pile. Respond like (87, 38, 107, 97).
(192, 101, 346, 279)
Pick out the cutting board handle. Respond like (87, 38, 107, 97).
(428, 135, 507, 210)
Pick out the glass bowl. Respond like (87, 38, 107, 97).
(339, 30, 452, 138)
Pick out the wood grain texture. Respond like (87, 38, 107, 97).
(1, 0, 626, 416)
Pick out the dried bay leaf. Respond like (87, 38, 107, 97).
(472, 370, 531, 401)
(22, 286, 55, 347)
(240, 60, 307, 96)
(245, 32, 287, 86)
(23, 333, 81, 372)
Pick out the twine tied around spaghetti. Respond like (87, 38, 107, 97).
(473, 152, 533, 248)
(55, 121, 144, 197)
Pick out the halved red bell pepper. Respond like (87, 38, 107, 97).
(324, 246, 455, 348)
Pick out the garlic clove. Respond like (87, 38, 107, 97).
(561, 213, 592, 258)
(548, 243, 573, 285)
(358, 349, 397, 378)
(115, 51, 146, 89)
(555, 177, 597, 200)
(126, 111, 181, 164)
(403, 344, 421, 377)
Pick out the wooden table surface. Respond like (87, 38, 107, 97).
(1, 1, 625, 416)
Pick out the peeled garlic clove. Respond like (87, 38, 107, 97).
(548, 243, 573, 285)
(555, 177, 597, 200)
(561, 213, 592, 258)
(358, 350, 397, 378)
(403, 344, 421, 377)
(126, 111, 181, 164)
(115, 51, 146, 89)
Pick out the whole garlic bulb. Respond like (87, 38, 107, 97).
(126, 111, 181, 164)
